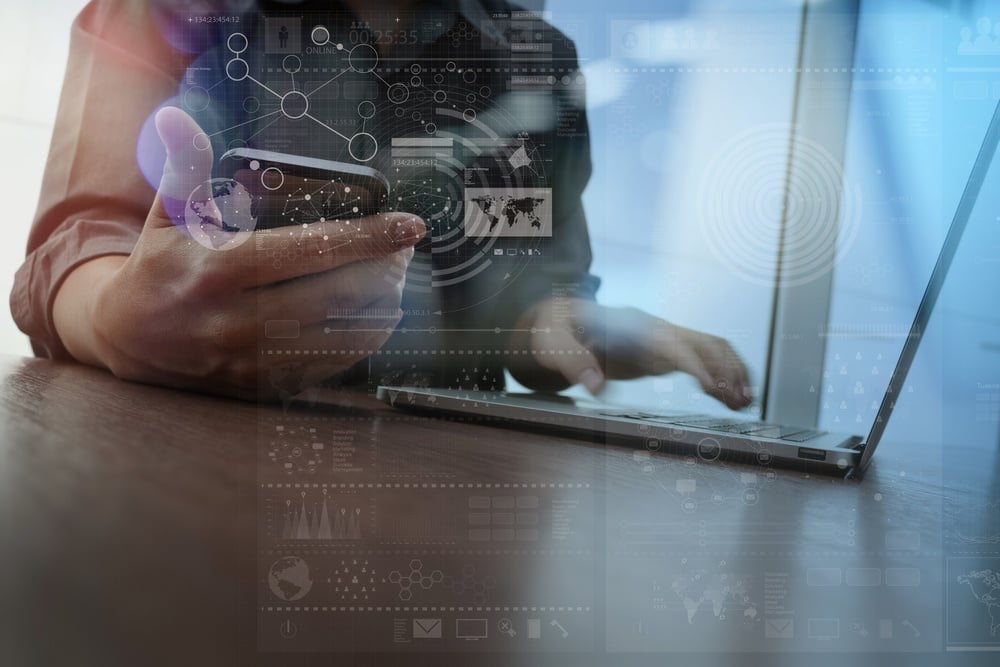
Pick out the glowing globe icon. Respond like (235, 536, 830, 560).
(268, 556, 313, 601)
(184, 178, 257, 251)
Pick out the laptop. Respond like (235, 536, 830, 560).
(377, 96, 1000, 480)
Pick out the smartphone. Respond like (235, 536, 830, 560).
(221, 147, 390, 228)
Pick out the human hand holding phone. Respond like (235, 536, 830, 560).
(52, 106, 425, 400)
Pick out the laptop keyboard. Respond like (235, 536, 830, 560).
(599, 411, 827, 442)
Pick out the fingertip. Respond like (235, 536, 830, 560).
(154, 106, 206, 158)
(154, 106, 183, 149)
(390, 216, 427, 247)
(578, 367, 605, 395)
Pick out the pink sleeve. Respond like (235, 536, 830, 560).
(9, 0, 188, 358)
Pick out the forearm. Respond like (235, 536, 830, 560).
(52, 255, 127, 369)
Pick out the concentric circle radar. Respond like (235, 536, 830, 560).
(387, 83, 409, 104)
(698, 124, 861, 287)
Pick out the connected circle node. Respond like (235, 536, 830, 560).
(433, 90, 447, 104)
(310, 25, 330, 46)
(226, 58, 250, 81)
(462, 108, 477, 122)
(280, 90, 309, 119)
(261, 167, 285, 191)
(349, 132, 378, 162)
(227, 32, 248, 54)
(357, 100, 376, 119)
(183, 86, 210, 112)
(349, 43, 378, 73)
(282, 55, 302, 74)
(192, 132, 212, 151)
(242, 96, 260, 113)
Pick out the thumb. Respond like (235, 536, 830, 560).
(540, 330, 606, 396)
(148, 106, 219, 228)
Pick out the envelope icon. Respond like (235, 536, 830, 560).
(413, 618, 442, 639)
(765, 616, 794, 639)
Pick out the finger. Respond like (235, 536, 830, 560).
(661, 337, 742, 409)
(149, 106, 218, 229)
(537, 329, 606, 396)
(670, 341, 719, 402)
(255, 249, 410, 326)
(696, 337, 752, 409)
(232, 212, 425, 287)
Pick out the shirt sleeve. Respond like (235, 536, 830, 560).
(9, 0, 187, 358)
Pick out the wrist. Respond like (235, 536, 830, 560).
(53, 255, 127, 370)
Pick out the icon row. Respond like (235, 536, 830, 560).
(410, 617, 570, 640)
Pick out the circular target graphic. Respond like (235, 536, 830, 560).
(698, 124, 861, 287)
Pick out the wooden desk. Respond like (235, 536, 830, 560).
(1, 354, 998, 667)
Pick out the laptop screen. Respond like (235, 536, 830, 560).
(817, 0, 1000, 462)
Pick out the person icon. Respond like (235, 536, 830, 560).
(680, 27, 696, 49)
(704, 28, 720, 50)
(279, 25, 289, 49)
(662, 26, 678, 50)
(973, 16, 993, 52)
(958, 26, 973, 55)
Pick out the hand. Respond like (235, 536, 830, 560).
(509, 298, 751, 410)
(53, 107, 425, 400)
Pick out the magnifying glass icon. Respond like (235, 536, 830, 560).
(498, 618, 516, 637)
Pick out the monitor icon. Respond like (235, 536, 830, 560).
(456, 618, 488, 641)
(808, 617, 841, 640)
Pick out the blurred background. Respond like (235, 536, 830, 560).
(0, 0, 84, 357)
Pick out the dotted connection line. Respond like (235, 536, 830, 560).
(262, 483, 591, 489)
(612, 550, 943, 558)
(262, 348, 594, 355)
(262, 605, 592, 612)
(258, 414, 579, 425)
(613, 67, 940, 74)
(263, 549, 592, 557)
